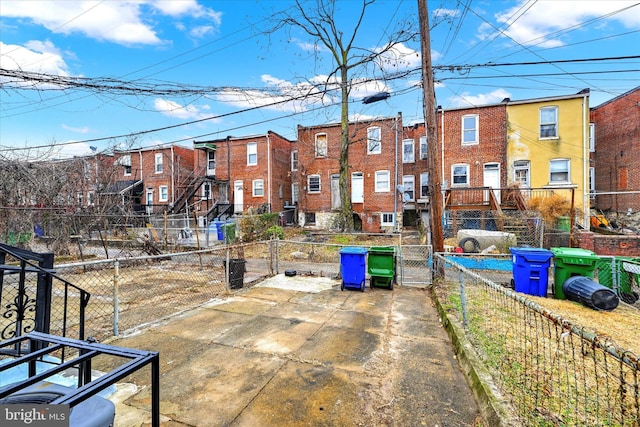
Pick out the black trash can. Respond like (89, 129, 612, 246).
(562, 275, 619, 311)
(224, 258, 246, 289)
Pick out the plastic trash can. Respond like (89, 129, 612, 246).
(213, 219, 224, 241)
(368, 246, 396, 289)
(339, 247, 368, 292)
(550, 247, 599, 299)
(563, 275, 619, 311)
(509, 247, 553, 297)
(223, 221, 236, 242)
(224, 258, 245, 289)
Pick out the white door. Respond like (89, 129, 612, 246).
(351, 172, 364, 203)
(146, 189, 153, 214)
(330, 174, 341, 210)
(234, 180, 244, 213)
(483, 163, 500, 204)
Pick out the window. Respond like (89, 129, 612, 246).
(253, 179, 264, 197)
(589, 123, 595, 152)
(375, 170, 390, 192)
(549, 159, 570, 183)
(540, 106, 558, 138)
(202, 182, 211, 199)
(589, 167, 595, 199)
(120, 154, 132, 176)
(367, 127, 381, 154)
(159, 185, 168, 202)
(462, 115, 479, 144)
(291, 150, 298, 171)
(87, 191, 95, 206)
(403, 139, 415, 163)
(207, 151, 215, 171)
(381, 213, 394, 226)
(402, 175, 415, 201)
(305, 212, 316, 225)
(352, 172, 364, 203)
(247, 142, 257, 165)
(513, 160, 530, 188)
(308, 175, 321, 193)
(315, 134, 327, 157)
(291, 183, 299, 204)
(419, 136, 427, 159)
(420, 172, 429, 198)
(155, 153, 163, 173)
(452, 164, 469, 186)
(76, 192, 83, 206)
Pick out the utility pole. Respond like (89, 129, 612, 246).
(418, 0, 444, 279)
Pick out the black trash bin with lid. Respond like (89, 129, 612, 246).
(562, 275, 619, 311)
(224, 258, 246, 289)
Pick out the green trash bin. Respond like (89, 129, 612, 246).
(223, 221, 236, 242)
(550, 247, 599, 299)
(367, 246, 396, 289)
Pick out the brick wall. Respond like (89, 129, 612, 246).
(590, 87, 640, 214)
(575, 231, 640, 257)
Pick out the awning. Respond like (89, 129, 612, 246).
(101, 179, 143, 196)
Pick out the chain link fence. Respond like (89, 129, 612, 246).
(437, 253, 640, 426)
(595, 256, 640, 305)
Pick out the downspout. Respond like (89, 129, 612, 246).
(582, 93, 589, 229)
(267, 132, 272, 212)
(441, 108, 445, 201)
(394, 113, 399, 232)
(171, 145, 175, 206)
(227, 136, 231, 205)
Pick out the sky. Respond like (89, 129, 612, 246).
(0, 0, 639, 159)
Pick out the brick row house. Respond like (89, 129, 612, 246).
(590, 86, 640, 216)
(65, 88, 601, 237)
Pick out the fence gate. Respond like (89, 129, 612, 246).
(398, 245, 432, 286)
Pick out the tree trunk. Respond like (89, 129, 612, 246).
(339, 67, 354, 232)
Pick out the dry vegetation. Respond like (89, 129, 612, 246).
(528, 193, 572, 224)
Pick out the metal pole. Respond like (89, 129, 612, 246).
(459, 269, 468, 328)
(113, 261, 120, 336)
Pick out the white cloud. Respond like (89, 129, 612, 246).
(154, 98, 214, 121)
(374, 42, 421, 72)
(448, 89, 511, 108)
(0, 41, 70, 75)
(62, 124, 91, 134)
(490, 0, 640, 48)
(189, 25, 215, 39)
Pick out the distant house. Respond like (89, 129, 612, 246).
(296, 115, 403, 232)
(188, 131, 295, 223)
(590, 86, 640, 215)
(505, 89, 591, 227)
(112, 145, 194, 214)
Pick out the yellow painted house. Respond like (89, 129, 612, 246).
(505, 89, 591, 228)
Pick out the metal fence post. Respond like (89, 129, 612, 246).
(225, 248, 230, 292)
(459, 269, 468, 328)
(113, 260, 120, 336)
(275, 238, 279, 274)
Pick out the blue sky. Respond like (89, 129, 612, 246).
(1, 0, 639, 159)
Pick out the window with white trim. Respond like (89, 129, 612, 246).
(403, 175, 415, 201)
(513, 160, 530, 188)
(419, 136, 427, 159)
(308, 175, 321, 193)
(247, 142, 257, 165)
(87, 191, 95, 206)
(402, 139, 414, 163)
(253, 179, 264, 197)
(589, 123, 595, 152)
(202, 182, 211, 199)
(291, 183, 299, 204)
(462, 115, 479, 144)
(540, 106, 558, 138)
(452, 164, 469, 186)
(374, 170, 390, 192)
(367, 126, 381, 154)
(315, 134, 327, 157)
(120, 154, 132, 176)
(155, 153, 163, 173)
(291, 150, 298, 171)
(589, 167, 595, 199)
(76, 192, 83, 206)
(549, 159, 570, 183)
(207, 151, 215, 172)
(159, 185, 168, 202)
(381, 213, 394, 226)
(420, 172, 429, 198)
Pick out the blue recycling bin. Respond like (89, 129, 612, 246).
(510, 247, 553, 297)
(213, 219, 224, 241)
(339, 247, 368, 292)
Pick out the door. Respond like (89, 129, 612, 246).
(351, 172, 364, 203)
(146, 189, 153, 214)
(234, 180, 244, 213)
(331, 174, 341, 210)
(483, 163, 500, 204)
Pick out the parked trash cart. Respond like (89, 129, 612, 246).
(339, 247, 368, 291)
(550, 247, 599, 299)
(368, 246, 396, 289)
(224, 258, 245, 289)
(509, 247, 553, 297)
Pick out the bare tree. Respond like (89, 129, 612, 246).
(271, 0, 417, 231)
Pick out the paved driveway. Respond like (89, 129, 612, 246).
(98, 274, 481, 426)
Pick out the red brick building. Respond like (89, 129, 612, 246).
(191, 132, 295, 218)
(113, 145, 194, 214)
(297, 115, 403, 232)
(590, 86, 640, 215)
